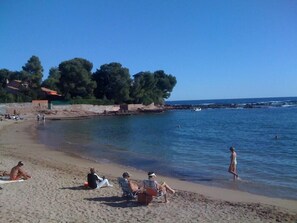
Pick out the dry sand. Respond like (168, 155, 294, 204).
(0, 119, 297, 223)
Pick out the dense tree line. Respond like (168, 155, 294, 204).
(0, 56, 176, 105)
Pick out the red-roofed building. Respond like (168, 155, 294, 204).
(41, 87, 61, 96)
(6, 80, 29, 94)
(40, 87, 63, 100)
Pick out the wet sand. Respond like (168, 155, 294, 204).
(0, 119, 297, 223)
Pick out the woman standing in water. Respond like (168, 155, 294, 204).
(228, 147, 239, 180)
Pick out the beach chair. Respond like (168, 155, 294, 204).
(137, 191, 153, 205)
(137, 180, 164, 205)
(118, 177, 137, 199)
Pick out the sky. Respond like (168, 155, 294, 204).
(0, 0, 296, 101)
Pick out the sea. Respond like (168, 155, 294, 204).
(36, 97, 297, 200)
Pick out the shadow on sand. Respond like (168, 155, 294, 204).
(85, 196, 140, 208)
(60, 185, 89, 191)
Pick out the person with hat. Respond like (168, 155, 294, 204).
(87, 168, 113, 189)
(10, 161, 31, 180)
(142, 171, 175, 203)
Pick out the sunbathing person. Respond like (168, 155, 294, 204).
(118, 172, 141, 198)
(142, 171, 175, 203)
(123, 172, 140, 192)
(10, 161, 31, 180)
(87, 168, 113, 189)
(0, 170, 9, 177)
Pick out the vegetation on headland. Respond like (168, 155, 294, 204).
(0, 56, 176, 105)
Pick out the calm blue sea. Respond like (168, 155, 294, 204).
(36, 97, 297, 200)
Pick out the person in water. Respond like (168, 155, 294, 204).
(228, 147, 239, 180)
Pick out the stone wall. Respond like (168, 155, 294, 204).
(1, 103, 34, 115)
(51, 104, 120, 114)
(50, 103, 158, 113)
(32, 100, 48, 109)
(0, 104, 6, 115)
(0, 102, 158, 115)
(127, 103, 157, 111)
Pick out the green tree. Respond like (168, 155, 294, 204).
(42, 67, 61, 92)
(154, 70, 177, 101)
(58, 58, 96, 99)
(0, 69, 11, 88)
(7, 71, 23, 82)
(130, 70, 176, 105)
(22, 55, 44, 89)
(93, 62, 132, 104)
(0, 89, 15, 103)
(0, 69, 11, 102)
(130, 72, 157, 105)
(0, 69, 31, 102)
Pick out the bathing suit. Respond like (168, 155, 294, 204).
(234, 157, 237, 165)
(231, 152, 237, 165)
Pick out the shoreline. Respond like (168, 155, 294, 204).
(25, 120, 297, 208)
(36, 114, 297, 201)
(35, 120, 297, 202)
(1, 119, 297, 222)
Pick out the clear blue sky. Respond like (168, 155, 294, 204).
(1, 0, 296, 100)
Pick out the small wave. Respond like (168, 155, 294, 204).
(281, 104, 296, 107)
(65, 141, 77, 145)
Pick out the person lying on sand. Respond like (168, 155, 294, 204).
(142, 172, 175, 203)
(87, 168, 113, 189)
(0, 170, 9, 177)
(10, 161, 31, 180)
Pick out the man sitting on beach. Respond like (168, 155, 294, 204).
(87, 168, 113, 189)
(10, 161, 31, 180)
(142, 172, 175, 203)
(119, 172, 141, 198)
(123, 172, 140, 193)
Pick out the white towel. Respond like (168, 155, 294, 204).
(0, 176, 24, 184)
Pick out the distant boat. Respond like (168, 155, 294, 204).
(193, 107, 202, 111)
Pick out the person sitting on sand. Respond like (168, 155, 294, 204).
(228, 147, 239, 180)
(87, 168, 113, 189)
(142, 171, 175, 203)
(10, 161, 31, 180)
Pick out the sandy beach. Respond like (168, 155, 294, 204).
(0, 119, 297, 223)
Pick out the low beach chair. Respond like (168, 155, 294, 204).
(137, 191, 153, 205)
(137, 180, 164, 205)
(118, 177, 137, 199)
